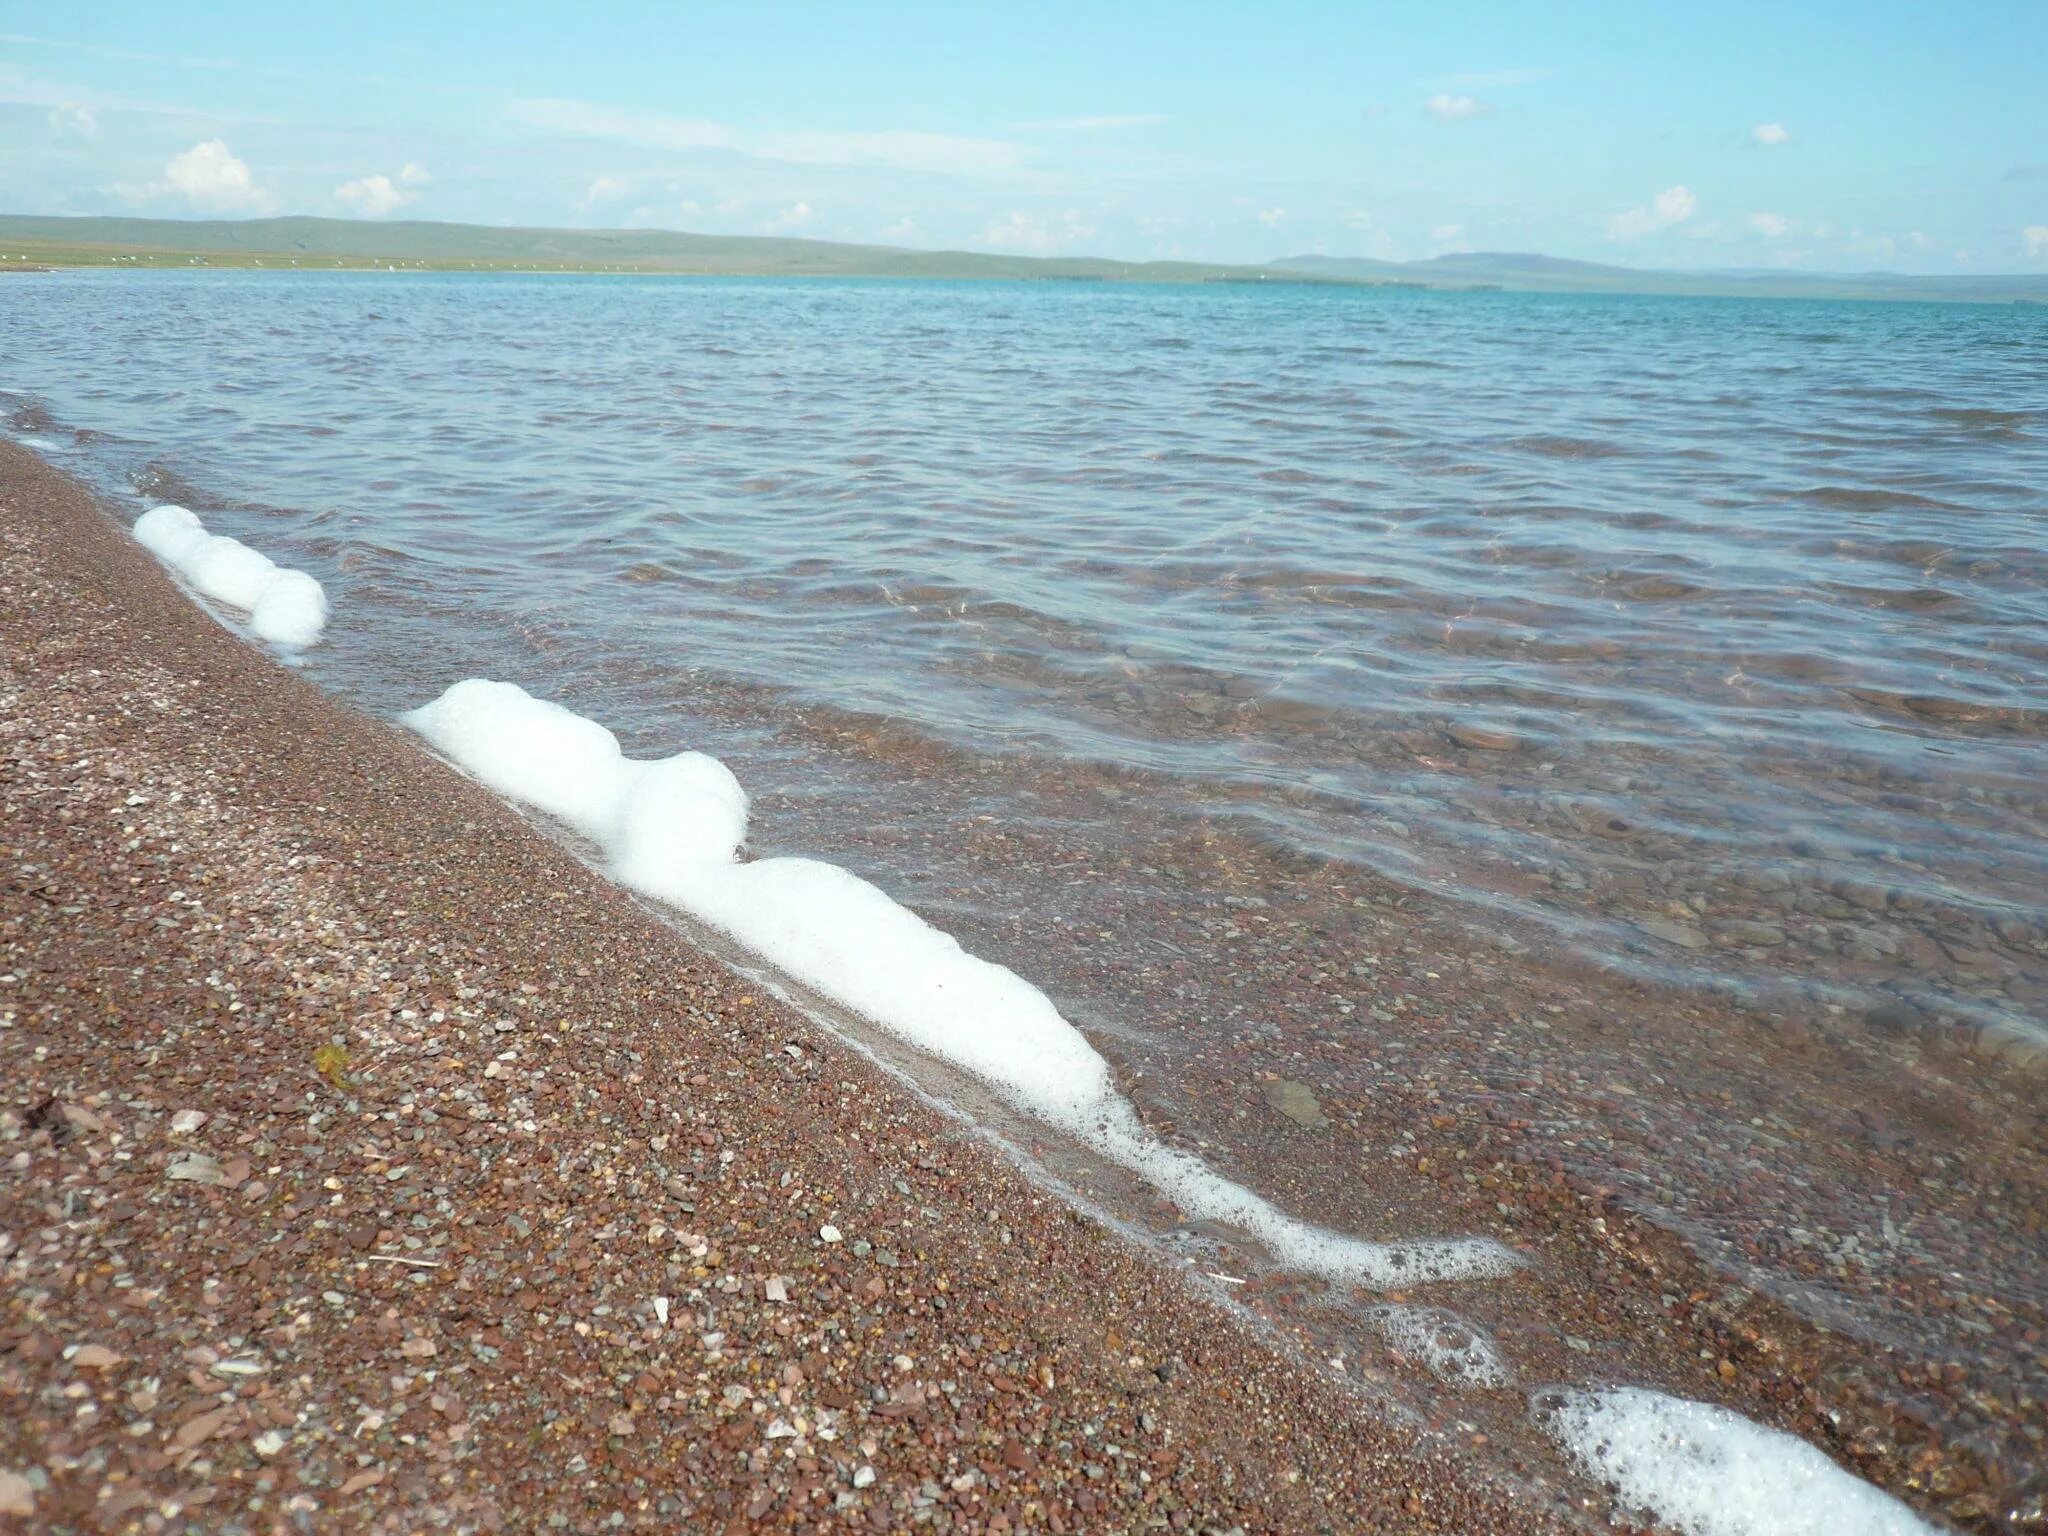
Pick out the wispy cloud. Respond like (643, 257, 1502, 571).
(46, 102, 95, 139)
(505, 97, 1027, 176)
(1749, 211, 1793, 238)
(1606, 184, 1696, 240)
(1426, 92, 1484, 121)
(0, 29, 238, 71)
(0, 60, 211, 119)
(1751, 122, 1791, 146)
(1256, 206, 1287, 228)
(2025, 225, 2048, 259)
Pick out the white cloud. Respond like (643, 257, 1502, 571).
(764, 200, 814, 232)
(334, 172, 419, 218)
(46, 101, 95, 139)
(1431, 222, 1464, 242)
(1013, 114, 1166, 131)
(1426, 92, 1484, 121)
(1343, 209, 1373, 229)
(880, 217, 918, 242)
(1748, 211, 1793, 238)
(980, 209, 1095, 254)
(581, 174, 633, 208)
(397, 162, 430, 186)
(1606, 184, 1696, 240)
(162, 139, 271, 213)
(2024, 225, 2048, 259)
(506, 97, 734, 152)
(1752, 122, 1791, 146)
(1256, 206, 1287, 228)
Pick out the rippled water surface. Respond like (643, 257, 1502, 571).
(13, 269, 2048, 1455)
(7, 270, 2045, 1058)
(16, 267, 2048, 1536)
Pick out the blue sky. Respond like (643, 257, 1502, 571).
(4, 2, 2045, 270)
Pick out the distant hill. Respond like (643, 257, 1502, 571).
(1275, 250, 2048, 304)
(0, 214, 1346, 285)
(1, 216, 2043, 303)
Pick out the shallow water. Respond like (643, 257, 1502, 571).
(7, 270, 2044, 1050)
(6, 270, 2047, 1402)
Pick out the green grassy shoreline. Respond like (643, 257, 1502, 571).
(0, 216, 1355, 285)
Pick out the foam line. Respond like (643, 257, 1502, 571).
(133, 505, 328, 648)
(403, 678, 1517, 1290)
(1540, 1387, 1941, 1536)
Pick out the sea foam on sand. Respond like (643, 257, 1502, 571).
(403, 677, 1515, 1289)
(1541, 1387, 1941, 1536)
(133, 505, 328, 648)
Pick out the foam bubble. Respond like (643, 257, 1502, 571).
(133, 505, 328, 648)
(403, 678, 1517, 1291)
(1539, 1387, 1940, 1536)
(1372, 1305, 1513, 1388)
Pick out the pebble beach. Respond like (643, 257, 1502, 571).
(0, 443, 1584, 1533)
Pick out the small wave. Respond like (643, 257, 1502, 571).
(1507, 434, 1627, 460)
(1926, 406, 2034, 431)
(1800, 485, 1960, 512)
(1843, 687, 2047, 734)
(1615, 576, 1708, 601)
(5, 400, 58, 434)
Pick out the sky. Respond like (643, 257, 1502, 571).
(4, 2, 2045, 272)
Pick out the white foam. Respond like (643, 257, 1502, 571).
(1540, 1387, 1941, 1536)
(403, 678, 1517, 1290)
(1372, 1305, 1513, 1388)
(133, 505, 328, 648)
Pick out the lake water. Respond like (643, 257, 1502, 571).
(5, 270, 2046, 1428)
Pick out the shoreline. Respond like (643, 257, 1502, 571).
(0, 441, 2030, 1532)
(0, 445, 1570, 1531)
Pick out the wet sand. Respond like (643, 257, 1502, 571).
(0, 441, 2036, 1533)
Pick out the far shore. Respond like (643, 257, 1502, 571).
(5, 213, 2047, 301)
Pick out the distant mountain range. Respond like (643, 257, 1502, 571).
(1274, 250, 2048, 303)
(2, 214, 2044, 304)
